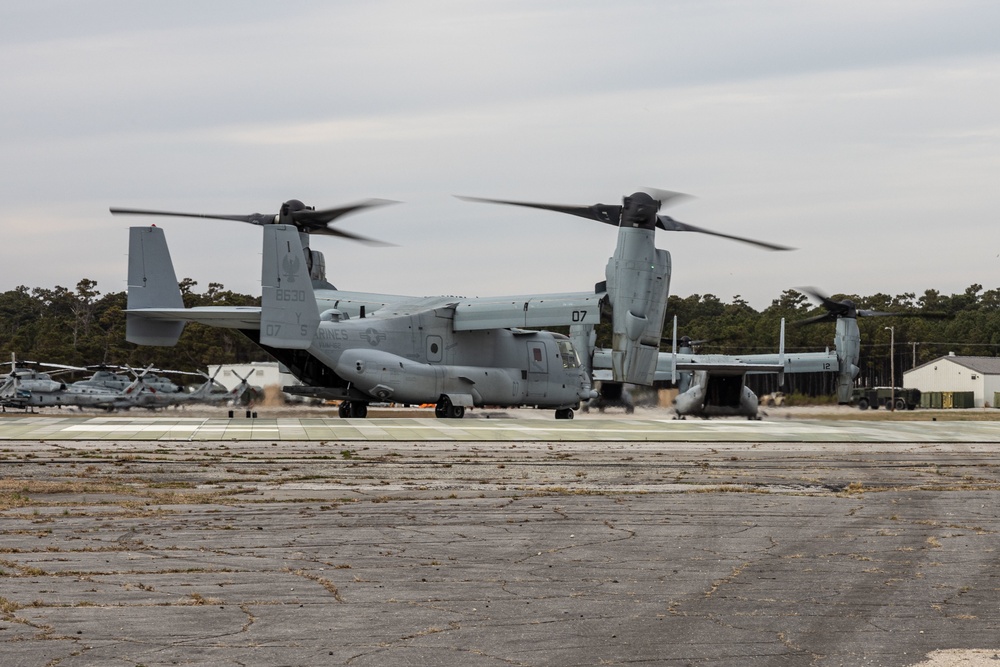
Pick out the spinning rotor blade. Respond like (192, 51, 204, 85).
(455, 195, 621, 226)
(111, 198, 398, 245)
(458, 191, 792, 250)
(857, 308, 904, 318)
(109, 208, 273, 225)
(798, 287, 839, 311)
(639, 187, 693, 207)
(291, 199, 398, 245)
(794, 287, 947, 325)
(794, 287, 858, 324)
(788, 311, 837, 327)
(655, 215, 794, 251)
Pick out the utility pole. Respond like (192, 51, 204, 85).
(885, 326, 895, 410)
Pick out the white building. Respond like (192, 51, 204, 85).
(902, 355, 1000, 408)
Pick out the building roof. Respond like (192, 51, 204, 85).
(906, 355, 1000, 376)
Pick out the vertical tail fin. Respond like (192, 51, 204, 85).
(126, 227, 185, 346)
(260, 225, 320, 349)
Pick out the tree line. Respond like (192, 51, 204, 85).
(2, 279, 997, 394)
(0, 279, 267, 378)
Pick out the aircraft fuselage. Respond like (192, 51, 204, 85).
(674, 370, 760, 418)
(302, 306, 589, 409)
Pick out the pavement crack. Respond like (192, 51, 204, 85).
(238, 603, 256, 633)
(284, 567, 345, 602)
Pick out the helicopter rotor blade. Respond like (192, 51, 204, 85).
(801, 287, 854, 313)
(110, 208, 274, 226)
(292, 199, 399, 245)
(294, 199, 397, 225)
(639, 187, 693, 208)
(788, 311, 837, 327)
(656, 215, 794, 251)
(795, 286, 856, 322)
(455, 195, 622, 227)
(111, 198, 399, 245)
(458, 192, 791, 250)
(796, 287, 950, 325)
(857, 309, 898, 318)
(299, 224, 395, 246)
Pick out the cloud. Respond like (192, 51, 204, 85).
(1, 0, 999, 309)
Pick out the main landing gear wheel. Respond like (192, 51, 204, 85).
(554, 408, 574, 420)
(338, 401, 368, 418)
(435, 396, 465, 419)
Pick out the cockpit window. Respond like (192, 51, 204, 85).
(557, 340, 580, 369)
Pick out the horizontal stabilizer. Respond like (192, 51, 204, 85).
(123, 306, 262, 330)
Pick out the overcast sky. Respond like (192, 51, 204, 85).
(2, 0, 998, 309)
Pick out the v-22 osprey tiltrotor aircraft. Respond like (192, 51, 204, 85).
(113, 192, 789, 419)
(592, 288, 899, 420)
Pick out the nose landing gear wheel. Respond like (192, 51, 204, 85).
(554, 408, 574, 420)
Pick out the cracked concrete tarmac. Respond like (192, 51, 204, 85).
(1, 432, 1000, 666)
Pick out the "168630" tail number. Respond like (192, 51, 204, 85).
(275, 289, 307, 302)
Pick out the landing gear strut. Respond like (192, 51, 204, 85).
(435, 396, 465, 419)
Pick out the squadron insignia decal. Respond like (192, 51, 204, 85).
(281, 253, 301, 283)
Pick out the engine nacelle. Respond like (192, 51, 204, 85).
(834, 317, 861, 404)
(605, 226, 671, 385)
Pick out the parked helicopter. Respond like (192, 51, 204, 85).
(0, 356, 121, 410)
(91, 366, 225, 410)
(28, 362, 222, 411)
(218, 369, 264, 406)
(66, 365, 183, 394)
(181, 368, 263, 406)
(113, 192, 789, 419)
